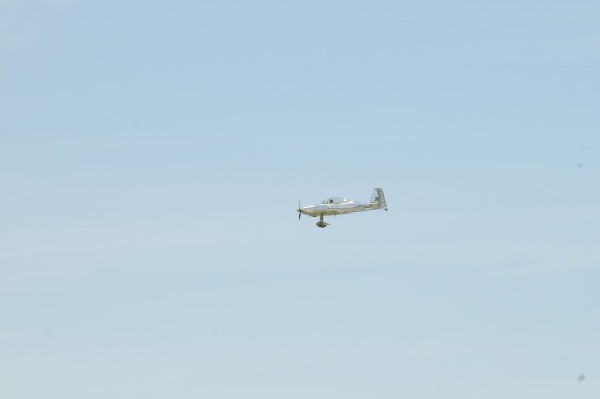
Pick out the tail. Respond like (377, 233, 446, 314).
(369, 188, 388, 210)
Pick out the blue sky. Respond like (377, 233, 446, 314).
(1, 1, 599, 398)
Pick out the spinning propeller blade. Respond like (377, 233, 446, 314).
(297, 201, 302, 220)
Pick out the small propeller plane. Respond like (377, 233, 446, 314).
(297, 188, 388, 228)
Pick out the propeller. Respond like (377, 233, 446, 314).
(297, 201, 302, 220)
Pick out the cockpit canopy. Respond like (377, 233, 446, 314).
(321, 197, 348, 205)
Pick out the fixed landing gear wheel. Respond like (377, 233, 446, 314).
(315, 214, 330, 228)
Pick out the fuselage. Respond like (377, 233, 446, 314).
(299, 198, 378, 217)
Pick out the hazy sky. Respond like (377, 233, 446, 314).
(1, 1, 599, 398)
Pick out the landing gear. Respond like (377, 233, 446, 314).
(316, 214, 330, 228)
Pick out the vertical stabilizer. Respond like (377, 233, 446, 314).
(370, 188, 388, 210)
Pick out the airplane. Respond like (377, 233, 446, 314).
(297, 188, 388, 228)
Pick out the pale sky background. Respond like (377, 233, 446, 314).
(1, 1, 599, 398)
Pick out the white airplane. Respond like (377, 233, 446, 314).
(297, 188, 388, 228)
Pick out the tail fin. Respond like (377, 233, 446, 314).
(370, 188, 388, 210)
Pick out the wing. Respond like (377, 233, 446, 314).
(320, 208, 345, 216)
